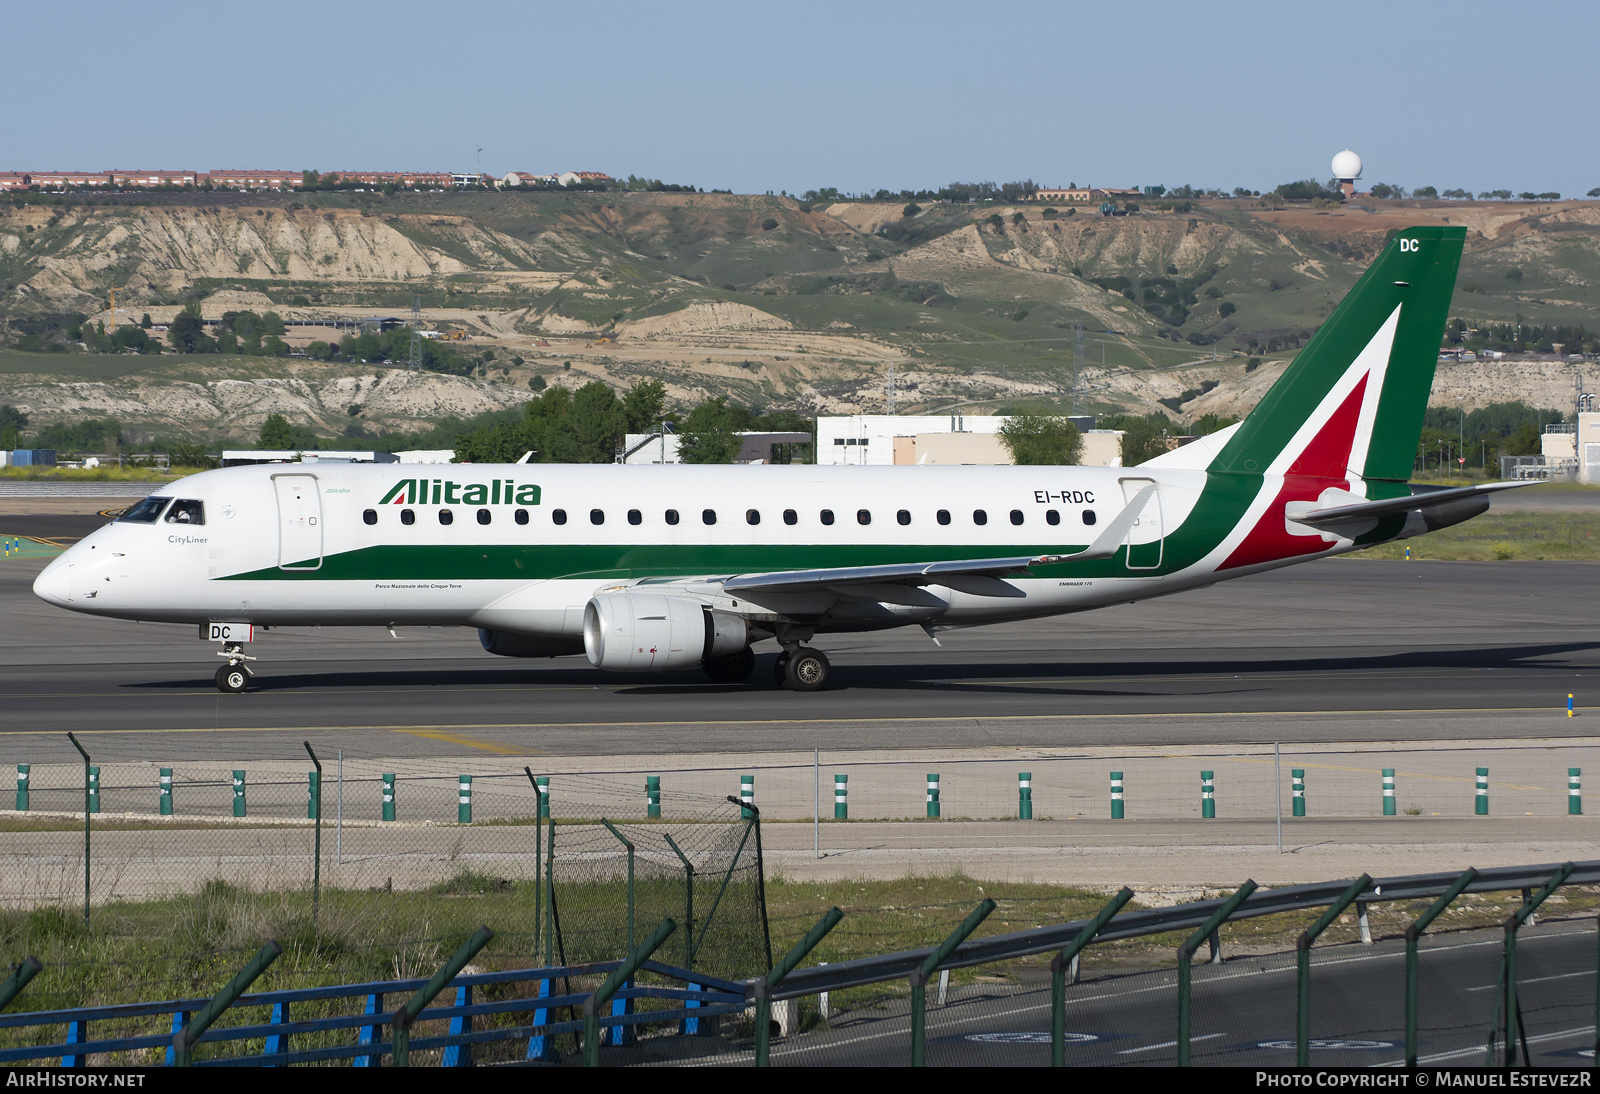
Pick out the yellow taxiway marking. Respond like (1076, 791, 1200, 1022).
(0, 705, 1566, 738)
(392, 728, 533, 756)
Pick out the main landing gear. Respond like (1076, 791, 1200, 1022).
(214, 644, 255, 693)
(775, 647, 830, 692)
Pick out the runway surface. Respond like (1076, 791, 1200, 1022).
(0, 555, 1595, 762)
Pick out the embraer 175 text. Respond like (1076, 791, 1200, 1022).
(34, 226, 1523, 693)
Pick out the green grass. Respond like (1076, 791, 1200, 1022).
(1352, 512, 1600, 561)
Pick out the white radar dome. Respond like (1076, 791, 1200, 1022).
(1331, 149, 1362, 180)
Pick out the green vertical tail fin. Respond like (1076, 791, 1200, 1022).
(1209, 226, 1466, 483)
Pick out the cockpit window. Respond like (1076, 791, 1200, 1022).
(163, 499, 205, 525)
(117, 497, 171, 523)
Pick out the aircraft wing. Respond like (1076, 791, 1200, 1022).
(720, 484, 1155, 599)
(1288, 480, 1531, 529)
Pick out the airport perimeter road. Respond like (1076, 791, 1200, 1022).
(749, 924, 1598, 1067)
(0, 557, 1595, 760)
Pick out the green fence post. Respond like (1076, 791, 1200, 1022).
(1200, 770, 1215, 819)
(833, 774, 847, 820)
(232, 770, 246, 818)
(537, 776, 549, 817)
(1177, 881, 1257, 1066)
(1570, 768, 1582, 816)
(1292, 769, 1306, 817)
(1405, 866, 1477, 1066)
(1111, 771, 1124, 819)
(583, 919, 675, 1067)
(1495, 862, 1574, 1067)
(172, 940, 282, 1066)
(1051, 888, 1133, 1066)
(1476, 767, 1489, 815)
(1383, 768, 1396, 815)
(926, 774, 940, 818)
(911, 899, 997, 1067)
(15, 764, 29, 812)
(646, 775, 660, 819)
(382, 773, 395, 821)
(457, 775, 472, 823)
(1296, 874, 1370, 1066)
(740, 774, 754, 820)
(67, 733, 92, 929)
(304, 743, 322, 932)
(392, 925, 495, 1067)
(662, 833, 695, 974)
(755, 908, 844, 1067)
(0, 957, 43, 1012)
(306, 771, 320, 819)
(1018, 772, 1032, 820)
(158, 767, 172, 816)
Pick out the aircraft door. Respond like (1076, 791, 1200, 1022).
(1119, 477, 1163, 570)
(273, 474, 323, 571)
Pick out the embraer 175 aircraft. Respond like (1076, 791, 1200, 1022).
(34, 225, 1523, 693)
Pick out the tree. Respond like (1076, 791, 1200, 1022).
(1413, 186, 1438, 200)
(997, 412, 1083, 465)
(622, 378, 667, 433)
(902, 203, 921, 217)
(761, 217, 779, 231)
(1217, 301, 1236, 318)
(140, 313, 152, 329)
(167, 311, 212, 353)
(259, 414, 293, 449)
(1099, 412, 1172, 465)
(1590, 188, 1600, 198)
(565, 381, 628, 463)
(679, 397, 747, 463)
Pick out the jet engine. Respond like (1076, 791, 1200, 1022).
(477, 629, 586, 658)
(582, 592, 749, 672)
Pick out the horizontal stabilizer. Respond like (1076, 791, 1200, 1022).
(1287, 481, 1531, 528)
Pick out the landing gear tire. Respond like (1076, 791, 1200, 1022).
(215, 663, 251, 694)
(773, 652, 792, 686)
(702, 646, 756, 683)
(783, 647, 830, 692)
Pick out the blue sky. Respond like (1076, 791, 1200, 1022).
(9, 0, 1596, 198)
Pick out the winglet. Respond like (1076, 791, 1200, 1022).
(1052, 483, 1154, 562)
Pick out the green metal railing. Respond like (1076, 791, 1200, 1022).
(1405, 867, 1477, 1066)
(911, 899, 996, 1066)
(1052, 887, 1133, 1067)
(172, 941, 283, 1066)
(583, 918, 676, 1067)
(755, 907, 843, 1066)
(1177, 880, 1257, 1066)
(1488, 862, 1574, 1067)
(392, 925, 495, 1067)
(0, 957, 43, 1012)
(1296, 874, 1370, 1065)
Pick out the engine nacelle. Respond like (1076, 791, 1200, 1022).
(582, 592, 749, 672)
(478, 628, 586, 658)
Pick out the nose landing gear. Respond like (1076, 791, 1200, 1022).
(215, 644, 255, 693)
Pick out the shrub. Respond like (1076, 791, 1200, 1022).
(901, 203, 921, 218)
(761, 218, 778, 231)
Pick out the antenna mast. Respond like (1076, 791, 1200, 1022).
(408, 295, 423, 369)
(1073, 323, 1085, 416)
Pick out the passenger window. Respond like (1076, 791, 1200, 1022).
(117, 496, 171, 523)
(1083, 510, 1097, 526)
(1010, 510, 1024, 526)
(439, 509, 454, 525)
(783, 509, 797, 526)
(897, 510, 911, 526)
(746, 509, 760, 526)
(164, 499, 205, 525)
(590, 509, 605, 525)
(820, 509, 835, 526)
(936, 509, 951, 526)
(553, 509, 568, 525)
(514, 509, 529, 525)
(401, 508, 415, 526)
(477, 509, 491, 525)
(665, 509, 680, 526)
(857, 510, 872, 526)
(628, 509, 642, 526)
(973, 510, 988, 526)
(362, 509, 378, 526)
(702, 509, 717, 526)
(1045, 509, 1060, 526)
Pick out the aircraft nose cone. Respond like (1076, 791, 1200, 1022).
(32, 556, 73, 606)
